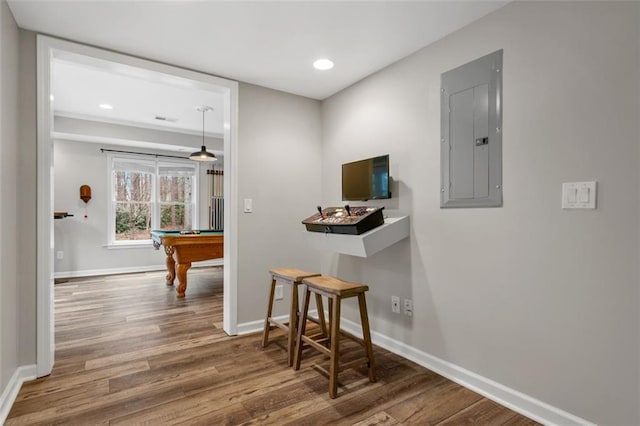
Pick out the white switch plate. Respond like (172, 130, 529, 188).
(562, 181, 596, 209)
(243, 198, 253, 213)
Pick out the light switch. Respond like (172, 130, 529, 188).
(579, 187, 590, 203)
(243, 198, 253, 213)
(562, 181, 596, 209)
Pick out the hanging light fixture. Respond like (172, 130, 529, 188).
(190, 106, 217, 162)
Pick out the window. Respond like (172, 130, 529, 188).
(159, 164, 195, 231)
(109, 155, 198, 245)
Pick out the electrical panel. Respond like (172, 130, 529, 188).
(441, 50, 503, 208)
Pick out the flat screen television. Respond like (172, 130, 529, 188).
(342, 154, 390, 201)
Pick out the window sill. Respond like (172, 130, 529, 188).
(104, 241, 154, 250)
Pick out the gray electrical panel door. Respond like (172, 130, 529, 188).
(441, 50, 502, 208)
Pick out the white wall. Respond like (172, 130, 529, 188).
(236, 83, 322, 323)
(53, 139, 217, 276)
(320, 2, 639, 425)
(0, 0, 19, 395)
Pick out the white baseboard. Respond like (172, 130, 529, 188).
(237, 317, 272, 336)
(54, 259, 223, 279)
(236, 310, 321, 336)
(236, 313, 289, 336)
(0, 364, 37, 424)
(338, 318, 594, 426)
(236, 313, 592, 426)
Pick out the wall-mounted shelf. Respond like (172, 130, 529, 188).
(305, 216, 409, 257)
(54, 211, 74, 219)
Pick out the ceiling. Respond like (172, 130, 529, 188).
(8, 1, 508, 101)
(52, 57, 226, 137)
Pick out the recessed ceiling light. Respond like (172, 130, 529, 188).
(313, 59, 334, 71)
(99, 104, 113, 110)
(49, 94, 54, 102)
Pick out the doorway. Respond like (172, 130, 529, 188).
(36, 35, 239, 377)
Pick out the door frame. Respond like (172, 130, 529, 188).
(36, 35, 239, 376)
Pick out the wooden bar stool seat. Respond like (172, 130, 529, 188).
(293, 275, 377, 398)
(261, 268, 324, 366)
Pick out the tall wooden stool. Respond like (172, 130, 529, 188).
(261, 268, 323, 366)
(294, 275, 376, 398)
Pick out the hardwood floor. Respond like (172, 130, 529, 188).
(7, 268, 538, 425)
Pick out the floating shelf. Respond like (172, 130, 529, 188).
(305, 216, 409, 257)
(54, 211, 74, 219)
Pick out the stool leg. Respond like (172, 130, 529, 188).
(261, 277, 277, 348)
(294, 287, 311, 371)
(329, 295, 341, 398)
(327, 297, 333, 341)
(314, 293, 328, 339)
(287, 280, 299, 367)
(357, 293, 377, 383)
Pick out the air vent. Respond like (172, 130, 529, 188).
(154, 115, 178, 122)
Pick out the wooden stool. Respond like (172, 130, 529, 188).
(261, 268, 323, 366)
(294, 275, 376, 398)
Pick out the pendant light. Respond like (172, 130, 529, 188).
(190, 106, 217, 162)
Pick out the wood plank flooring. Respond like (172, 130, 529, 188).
(7, 268, 538, 425)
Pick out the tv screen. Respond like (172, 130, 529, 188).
(342, 155, 390, 201)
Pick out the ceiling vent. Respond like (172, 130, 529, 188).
(154, 115, 178, 122)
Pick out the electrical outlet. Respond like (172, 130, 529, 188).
(391, 296, 400, 314)
(275, 284, 284, 300)
(404, 299, 413, 316)
(56, 251, 64, 260)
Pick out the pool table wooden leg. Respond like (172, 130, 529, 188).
(164, 246, 176, 286)
(176, 262, 192, 298)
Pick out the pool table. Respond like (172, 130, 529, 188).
(151, 230, 224, 298)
